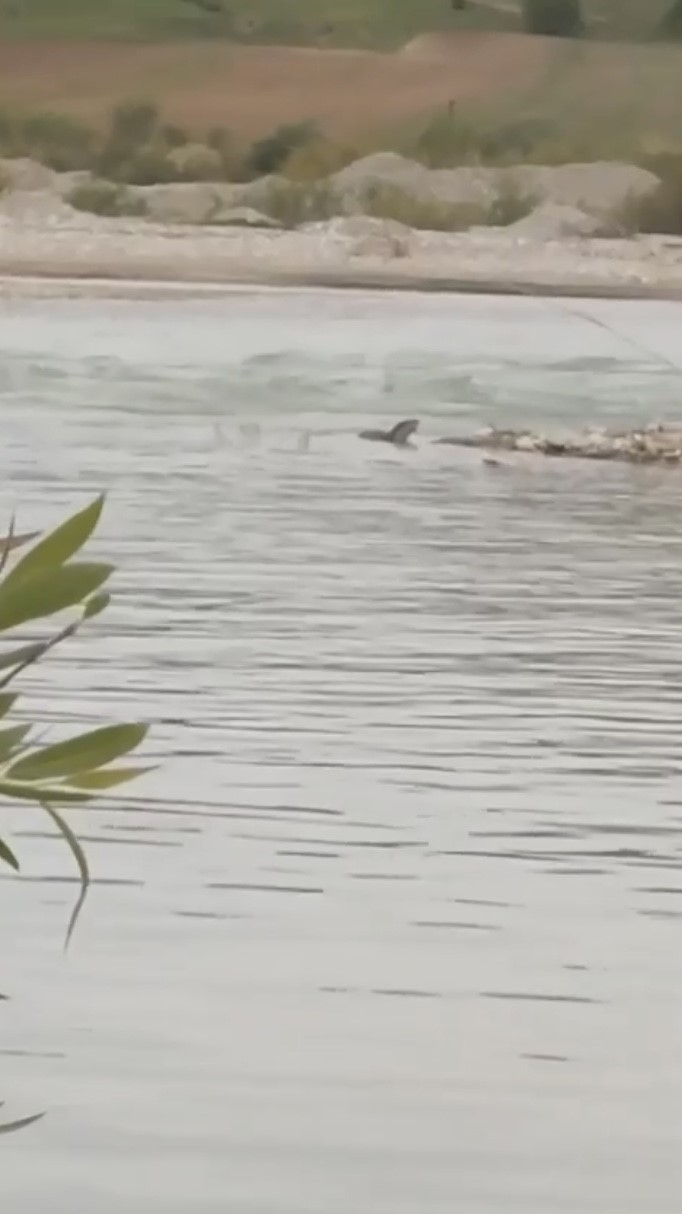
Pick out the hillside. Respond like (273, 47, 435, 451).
(0, 0, 676, 47)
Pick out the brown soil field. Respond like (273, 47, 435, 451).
(0, 32, 680, 141)
(0, 33, 557, 136)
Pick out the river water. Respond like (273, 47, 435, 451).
(1, 284, 682, 1213)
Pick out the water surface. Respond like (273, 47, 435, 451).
(1, 286, 682, 1213)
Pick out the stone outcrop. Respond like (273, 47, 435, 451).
(505, 202, 622, 240)
(128, 182, 240, 223)
(439, 423, 682, 464)
(300, 215, 414, 258)
(0, 154, 662, 235)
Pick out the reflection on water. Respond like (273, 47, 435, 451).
(1, 287, 682, 1212)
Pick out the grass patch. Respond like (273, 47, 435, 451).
(254, 179, 339, 226)
(618, 153, 682, 233)
(246, 121, 319, 177)
(0, 0, 676, 46)
(0, 98, 243, 186)
(254, 174, 538, 230)
(358, 178, 537, 229)
(67, 178, 148, 217)
(281, 138, 360, 181)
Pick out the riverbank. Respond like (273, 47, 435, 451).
(3, 211, 682, 300)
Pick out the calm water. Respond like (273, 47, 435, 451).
(1, 285, 682, 1212)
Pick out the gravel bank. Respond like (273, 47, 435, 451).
(1, 190, 682, 300)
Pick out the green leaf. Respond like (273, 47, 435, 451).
(0, 778, 92, 804)
(0, 562, 113, 633)
(83, 590, 111, 621)
(0, 641, 46, 671)
(0, 515, 17, 579)
(0, 1112, 45, 1136)
(4, 496, 105, 588)
(67, 764, 156, 790)
(0, 520, 39, 578)
(0, 837, 19, 871)
(0, 693, 18, 720)
(0, 723, 31, 760)
(7, 722, 148, 782)
(40, 801, 89, 949)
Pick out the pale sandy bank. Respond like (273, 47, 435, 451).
(2, 203, 682, 301)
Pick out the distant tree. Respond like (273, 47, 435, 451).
(522, 0, 584, 37)
(247, 121, 318, 177)
(658, 0, 682, 37)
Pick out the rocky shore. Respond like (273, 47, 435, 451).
(442, 424, 682, 464)
(0, 154, 681, 298)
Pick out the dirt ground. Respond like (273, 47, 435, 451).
(0, 34, 563, 136)
(0, 32, 680, 142)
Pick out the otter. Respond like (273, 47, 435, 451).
(359, 419, 419, 447)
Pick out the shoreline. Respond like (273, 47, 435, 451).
(2, 213, 682, 302)
(3, 260, 682, 303)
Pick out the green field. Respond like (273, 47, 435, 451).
(0, 0, 676, 47)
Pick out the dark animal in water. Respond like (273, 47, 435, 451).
(358, 417, 505, 463)
(359, 419, 419, 446)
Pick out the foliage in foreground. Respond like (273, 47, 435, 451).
(0, 494, 151, 1134)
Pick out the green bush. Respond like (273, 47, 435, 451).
(0, 496, 151, 1134)
(412, 111, 490, 168)
(160, 122, 191, 148)
(359, 181, 536, 230)
(620, 154, 682, 233)
(207, 126, 231, 157)
(205, 126, 249, 180)
(487, 176, 539, 225)
(97, 100, 160, 178)
(67, 178, 148, 217)
(257, 178, 338, 226)
(108, 100, 159, 149)
(474, 118, 561, 163)
(19, 112, 95, 172)
(522, 0, 585, 36)
(112, 144, 177, 185)
(658, 0, 682, 37)
(358, 181, 475, 229)
(282, 137, 359, 181)
(168, 141, 223, 181)
(0, 109, 20, 157)
(247, 121, 318, 177)
(256, 175, 538, 232)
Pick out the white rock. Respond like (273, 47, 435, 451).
(128, 182, 241, 224)
(328, 155, 660, 221)
(505, 203, 616, 240)
(0, 157, 59, 192)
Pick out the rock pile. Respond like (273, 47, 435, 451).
(441, 423, 682, 464)
(327, 154, 660, 220)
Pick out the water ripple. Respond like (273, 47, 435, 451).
(1, 287, 682, 1214)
